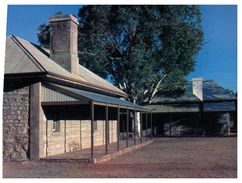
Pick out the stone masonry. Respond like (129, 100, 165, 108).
(3, 84, 118, 159)
(40, 119, 117, 157)
(3, 86, 30, 161)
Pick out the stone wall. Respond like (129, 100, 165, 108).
(81, 120, 117, 149)
(46, 120, 65, 156)
(3, 86, 30, 161)
(109, 120, 117, 143)
(42, 119, 117, 157)
(66, 120, 81, 152)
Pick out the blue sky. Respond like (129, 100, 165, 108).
(188, 5, 237, 92)
(6, 5, 237, 92)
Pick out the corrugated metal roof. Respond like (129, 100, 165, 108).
(150, 80, 236, 104)
(44, 83, 149, 111)
(78, 65, 122, 96)
(202, 80, 235, 101)
(204, 102, 236, 112)
(8, 35, 82, 79)
(144, 101, 235, 113)
(144, 104, 200, 113)
(5, 35, 126, 97)
(5, 37, 42, 73)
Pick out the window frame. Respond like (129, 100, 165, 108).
(52, 120, 61, 133)
(93, 120, 98, 131)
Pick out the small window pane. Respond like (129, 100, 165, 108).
(53, 120, 60, 132)
(93, 121, 97, 131)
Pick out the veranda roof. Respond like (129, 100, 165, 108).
(42, 83, 149, 112)
(145, 102, 236, 113)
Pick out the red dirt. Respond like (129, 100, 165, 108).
(3, 137, 237, 178)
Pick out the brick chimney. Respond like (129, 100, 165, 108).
(192, 77, 203, 101)
(49, 14, 79, 75)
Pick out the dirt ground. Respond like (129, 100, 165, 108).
(3, 137, 237, 178)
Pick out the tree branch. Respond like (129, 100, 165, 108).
(149, 73, 167, 103)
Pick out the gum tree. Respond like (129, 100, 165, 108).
(38, 5, 204, 104)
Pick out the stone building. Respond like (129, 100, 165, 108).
(144, 78, 237, 137)
(3, 14, 151, 162)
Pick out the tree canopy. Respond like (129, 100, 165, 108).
(38, 5, 204, 104)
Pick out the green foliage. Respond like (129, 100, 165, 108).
(37, 5, 204, 104)
(37, 23, 50, 48)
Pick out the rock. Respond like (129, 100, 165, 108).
(10, 151, 17, 161)
(15, 145, 22, 153)
(22, 143, 29, 151)
(5, 144, 14, 154)
(22, 137, 29, 144)
(4, 138, 15, 143)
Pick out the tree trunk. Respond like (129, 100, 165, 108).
(148, 73, 168, 103)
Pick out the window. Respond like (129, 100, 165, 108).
(53, 120, 60, 133)
(93, 120, 97, 131)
